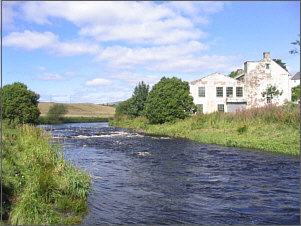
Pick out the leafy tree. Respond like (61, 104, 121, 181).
(128, 81, 149, 117)
(2, 82, 40, 124)
(228, 71, 238, 78)
(47, 103, 68, 124)
(114, 98, 132, 118)
(273, 59, 287, 71)
(261, 84, 283, 103)
(144, 77, 196, 124)
(291, 84, 300, 101)
(289, 34, 300, 55)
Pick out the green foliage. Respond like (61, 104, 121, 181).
(261, 84, 283, 102)
(128, 81, 149, 117)
(47, 103, 69, 124)
(273, 59, 288, 71)
(2, 82, 41, 124)
(114, 98, 132, 118)
(289, 34, 300, 55)
(291, 84, 300, 101)
(144, 77, 196, 124)
(228, 71, 238, 78)
(2, 124, 91, 224)
(111, 103, 300, 155)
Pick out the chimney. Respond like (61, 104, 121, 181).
(236, 69, 243, 75)
(263, 52, 270, 59)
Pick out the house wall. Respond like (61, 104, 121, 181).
(290, 79, 300, 88)
(190, 72, 246, 113)
(244, 53, 291, 108)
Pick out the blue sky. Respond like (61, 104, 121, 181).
(2, 1, 300, 104)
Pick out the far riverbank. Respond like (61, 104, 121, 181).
(110, 103, 300, 156)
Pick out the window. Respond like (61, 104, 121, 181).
(216, 87, 223, 97)
(266, 64, 270, 69)
(226, 87, 233, 97)
(218, 104, 224, 113)
(197, 104, 203, 113)
(236, 87, 243, 97)
(198, 87, 205, 97)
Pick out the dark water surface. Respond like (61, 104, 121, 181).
(40, 122, 300, 225)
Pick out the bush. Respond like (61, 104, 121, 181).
(144, 77, 196, 124)
(114, 98, 132, 118)
(2, 82, 40, 124)
(47, 104, 68, 124)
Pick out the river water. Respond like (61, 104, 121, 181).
(40, 122, 300, 225)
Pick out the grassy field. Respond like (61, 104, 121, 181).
(110, 103, 300, 155)
(38, 102, 116, 118)
(2, 122, 91, 224)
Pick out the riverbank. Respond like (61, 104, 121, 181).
(110, 103, 300, 155)
(2, 121, 91, 225)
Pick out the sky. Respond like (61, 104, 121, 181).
(2, 1, 300, 104)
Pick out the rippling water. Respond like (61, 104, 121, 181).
(40, 122, 300, 225)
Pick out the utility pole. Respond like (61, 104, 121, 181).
(70, 94, 71, 103)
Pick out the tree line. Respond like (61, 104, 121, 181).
(115, 77, 196, 124)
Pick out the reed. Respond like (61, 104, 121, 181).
(2, 122, 91, 224)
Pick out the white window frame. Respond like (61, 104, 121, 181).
(216, 87, 223, 97)
(236, 87, 243, 97)
(198, 87, 205, 97)
(218, 104, 224, 113)
(226, 87, 233, 97)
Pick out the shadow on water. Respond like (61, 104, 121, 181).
(40, 122, 300, 225)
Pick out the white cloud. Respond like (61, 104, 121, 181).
(3, 30, 59, 51)
(95, 41, 210, 71)
(65, 72, 78, 78)
(3, 30, 102, 56)
(32, 66, 47, 71)
(2, 1, 20, 29)
(35, 73, 65, 81)
(85, 78, 113, 86)
(14, 1, 223, 45)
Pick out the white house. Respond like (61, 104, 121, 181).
(190, 52, 292, 113)
(190, 72, 246, 113)
(291, 71, 300, 88)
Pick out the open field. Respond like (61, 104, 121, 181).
(38, 102, 116, 118)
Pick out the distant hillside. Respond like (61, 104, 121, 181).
(38, 102, 115, 118)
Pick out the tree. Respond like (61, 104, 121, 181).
(273, 59, 287, 71)
(291, 84, 300, 101)
(128, 81, 149, 117)
(144, 77, 196, 124)
(261, 84, 283, 103)
(114, 98, 132, 118)
(289, 34, 300, 55)
(228, 71, 238, 78)
(47, 104, 68, 124)
(2, 82, 40, 124)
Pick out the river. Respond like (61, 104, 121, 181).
(40, 122, 300, 225)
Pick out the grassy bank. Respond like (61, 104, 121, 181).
(38, 116, 113, 124)
(2, 121, 91, 225)
(110, 103, 300, 155)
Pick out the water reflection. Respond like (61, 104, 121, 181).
(41, 122, 300, 225)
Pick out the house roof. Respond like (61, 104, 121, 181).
(190, 72, 238, 85)
(292, 71, 300, 80)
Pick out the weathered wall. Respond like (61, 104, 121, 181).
(190, 72, 246, 113)
(244, 53, 291, 108)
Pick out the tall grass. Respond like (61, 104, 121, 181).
(2, 122, 91, 225)
(110, 103, 300, 155)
